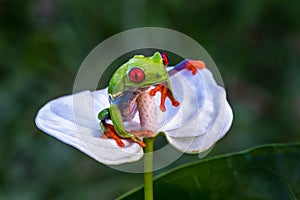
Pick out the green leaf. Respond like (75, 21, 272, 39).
(118, 143, 300, 199)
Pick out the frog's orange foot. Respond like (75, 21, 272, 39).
(130, 130, 153, 138)
(124, 136, 146, 148)
(101, 122, 125, 147)
(166, 90, 180, 107)
(130, 130, 152, 148)
(150, 84, 180, 112)
(185, 60, 206, 75)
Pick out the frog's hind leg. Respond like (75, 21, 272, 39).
(109, 105, 146, 147)
(98, 107, 146, 147)
(98, 108, 125, 147)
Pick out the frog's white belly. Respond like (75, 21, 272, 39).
(136, 92, 157, 133)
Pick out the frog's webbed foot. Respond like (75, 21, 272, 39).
(101, 121, 125, 147)
(184, 60, 206, 75)
(149, 84, 180, 112)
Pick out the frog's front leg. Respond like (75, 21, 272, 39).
(151, 59, 206, 112)
(149, 81, 180, 112)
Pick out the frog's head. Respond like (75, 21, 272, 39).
(108, 52, 171, 97)
(124, 52, 169, 88)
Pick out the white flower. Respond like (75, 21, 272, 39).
(35, 68, 233, 165)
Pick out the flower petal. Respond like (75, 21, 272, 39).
(165, 101, 233, 153)
(35, 90, 143, 165)
(156, 69, 209, 134)
(163, 68, 233, 153)
(159, 68, 215, 137)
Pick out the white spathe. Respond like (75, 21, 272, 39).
(35, 68, 233, 165)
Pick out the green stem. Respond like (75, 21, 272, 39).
(144, 138, 154, 200)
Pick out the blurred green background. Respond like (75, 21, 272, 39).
(1, 0, 300, 199)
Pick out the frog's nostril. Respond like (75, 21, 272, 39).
(156, 74, 161, 78)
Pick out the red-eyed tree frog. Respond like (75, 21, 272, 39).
(98, 52, 206, 147)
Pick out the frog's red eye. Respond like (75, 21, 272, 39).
(160, 52, 169, 66)
(128, 67, 145, 83)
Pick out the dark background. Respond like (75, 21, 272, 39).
(1, 0, 300, 199)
